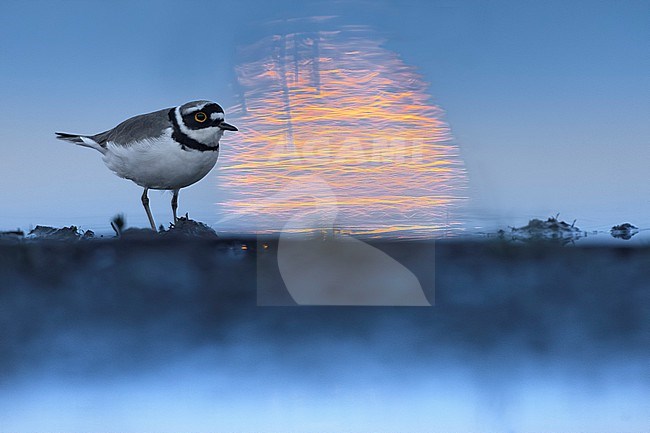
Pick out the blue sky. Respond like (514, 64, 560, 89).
(0, 0, 648, 232)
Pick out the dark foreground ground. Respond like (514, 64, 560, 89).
(0, 237, 648, 432)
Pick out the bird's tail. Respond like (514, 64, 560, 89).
(55, 132, 106, 153)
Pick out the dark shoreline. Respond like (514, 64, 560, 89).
(2, 238, 648, 375)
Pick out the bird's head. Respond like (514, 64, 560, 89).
(173, 100, 238, 145)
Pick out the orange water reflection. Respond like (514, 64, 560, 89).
(218, 25, 467, 237)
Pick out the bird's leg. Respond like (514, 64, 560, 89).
(141, 188, 156, 230)
(171, 189, 179, 224)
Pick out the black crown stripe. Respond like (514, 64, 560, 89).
(168, 109, 219, 152)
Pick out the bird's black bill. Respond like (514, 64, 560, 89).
(219, 122, 238, 131)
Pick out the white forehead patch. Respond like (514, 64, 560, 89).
(183, 105, 205, 115)
(181, 101, 211, 115)
(210, 112, 225, 121)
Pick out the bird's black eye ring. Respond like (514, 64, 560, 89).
(194, 112, 207, 123)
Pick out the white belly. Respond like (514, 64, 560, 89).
(102, 130, 220, 190)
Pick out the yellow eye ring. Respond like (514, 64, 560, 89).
(194, 112, 207, 123)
